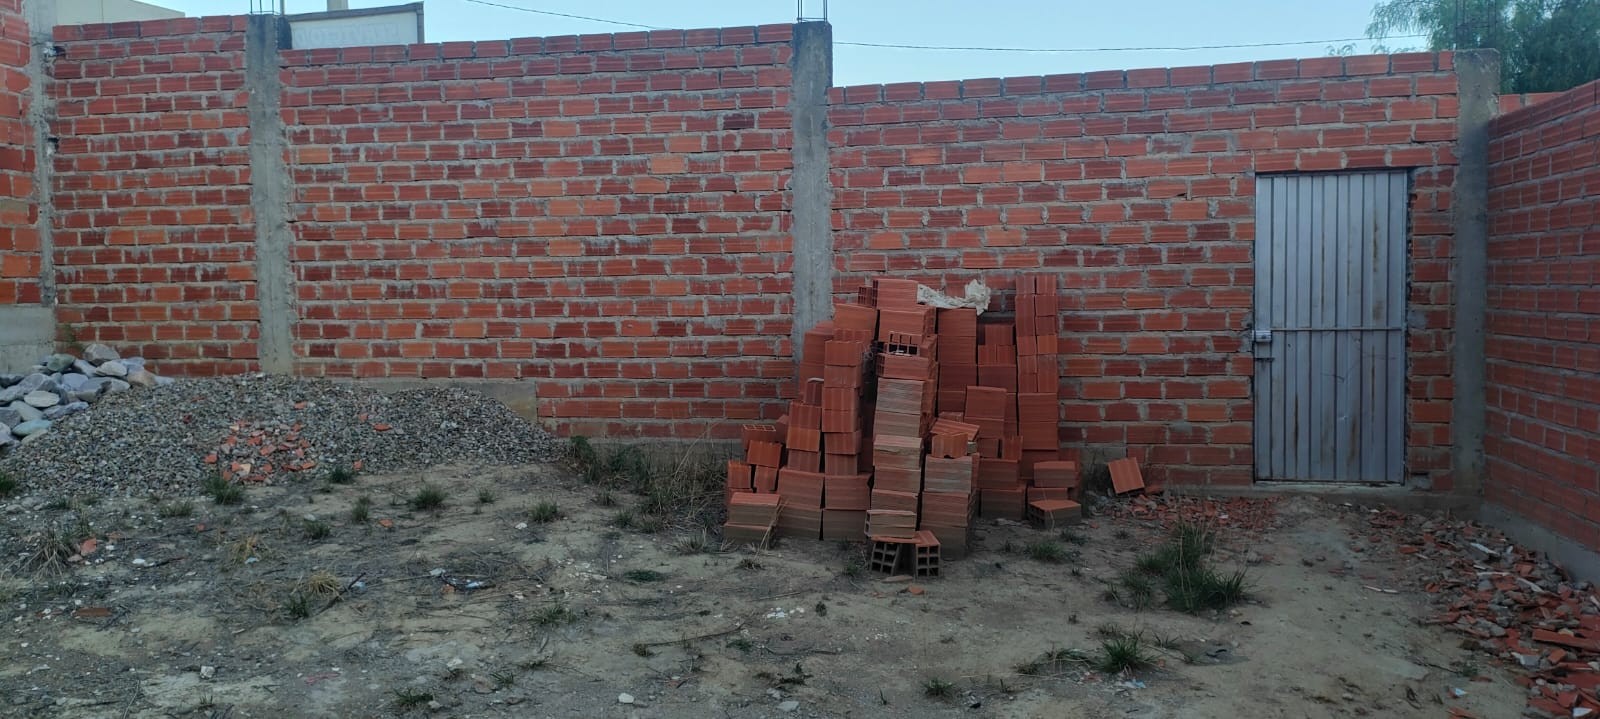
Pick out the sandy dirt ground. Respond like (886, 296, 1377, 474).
(0, 462, 1523, 718)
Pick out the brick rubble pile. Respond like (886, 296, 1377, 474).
(1367, 509, 1600, 718)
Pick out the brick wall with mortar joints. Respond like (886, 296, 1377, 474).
(827, 53, 1462, 488)
(1485, 80, 1600, 547)
(280, 25, 799, 439)
(49, 17, 255, 374)
(0, 0, 36, 306)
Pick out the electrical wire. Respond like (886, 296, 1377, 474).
(459, 0, 1425, 54)
(834, 36, 1427, 53)
(459, 0, 659, 29)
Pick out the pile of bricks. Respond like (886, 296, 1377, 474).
(725, 275, 1082, 566)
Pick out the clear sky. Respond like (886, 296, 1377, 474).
(149, 0, 1418, 86)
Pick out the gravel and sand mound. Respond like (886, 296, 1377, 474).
(0, 375, 560, 498)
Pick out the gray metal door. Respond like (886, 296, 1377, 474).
(1252, 172, 1407, 482)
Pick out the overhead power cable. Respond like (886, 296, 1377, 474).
(459, 0, 658, 29)
(460, 0, 1426, 53)
(834, 36, 1427, 53)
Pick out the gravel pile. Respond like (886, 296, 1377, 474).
(0, 374, 561, 498)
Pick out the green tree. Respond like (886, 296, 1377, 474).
(1367, 0, 1600, 93)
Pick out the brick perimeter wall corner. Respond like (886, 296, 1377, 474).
(1485, 79, 1600, 549)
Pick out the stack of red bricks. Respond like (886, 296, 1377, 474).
(724, 274, 1080, 560)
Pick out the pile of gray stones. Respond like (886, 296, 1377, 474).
(0, 343, 170, 450)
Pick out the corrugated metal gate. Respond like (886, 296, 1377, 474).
(1252, 172, 1407, 482)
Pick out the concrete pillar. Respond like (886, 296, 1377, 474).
(0, 0, 59, 373)
(787, 21, 833, 364)
(246, 15, 297, 374)
(1450, 49, 1500, 496)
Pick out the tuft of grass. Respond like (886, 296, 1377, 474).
(1116, 570, 1157, 610)
(1059, 528, 1087, 545)
(633, 513, 666, 533)
(1164, 566, 1248, 613)
(1134, 550, 1177, 576)
(1016, 646, 1092, 676)
(632, 642, 654, 657)
(489, 670, 516, 690)
(1112, 528, 1132, 541)
(611, 510, 635, 529)
(477, 489, 496, 505)
(409, 484, 447, 512)
(14, 528, 76, 576)
(227, 534, 264, 565)
(528, 501, 561, 523)
(584, 445, 726, 534)
(623, 569, 666, 582)
(302, 519, 332, 541)
(517, 658, 549, 671)
(0, 471, 16, 498)
(1096, 632, 1156, 674)
(299, 570, 341, 599)
(672, 529, 716, 555)
(349, 496, 371, 523)
(593, 489, 618, 507)
(567, 435, 599, 469)
(283, 592, 313, 620)
(1025, 540, 1068, 563)
(738, 557, 764, 571)
(529, 602, 576, 628)
(1122, 522, 1245, 614)
(391, 688, 434, 709)
(1135, 522, 1215, 577)
(727, 637, 754, 652)
(157, 500, 195, 518)
(202, 474, 243, 505)
(1174, 523, 1215, 555)
(327, 465, 357, 485)
(923, 677, 957, 700)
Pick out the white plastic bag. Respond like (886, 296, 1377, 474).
(916, 279, 993, 314)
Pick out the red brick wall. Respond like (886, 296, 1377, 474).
(39, 17, 1473, 476)
(0, 0, 35, 305)
(1486, 81, 1600, 546)
(49, 18, 255, 374)
(280, 25, 797, 438)
(828, 55, 1462, 487)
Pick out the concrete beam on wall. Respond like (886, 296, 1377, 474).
(24, 0, 56, 310)
(1451, 49, 1500, 496)
(246, 15, 297, 374)
(787, 21, 833, 363)
(0, 0, 62, 373)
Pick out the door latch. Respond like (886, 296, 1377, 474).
(1251, 328, 1273, 362)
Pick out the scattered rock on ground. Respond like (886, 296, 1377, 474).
(0, 347, 169, 447)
